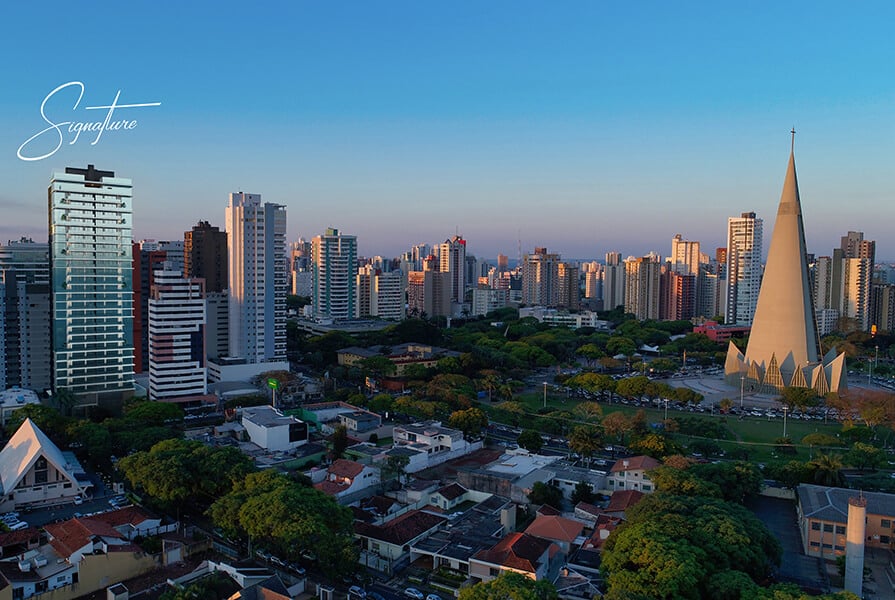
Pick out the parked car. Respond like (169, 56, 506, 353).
(426, 594, 443, 600)
(404, 589, 424, 600)
(74, 495, 83, 505)
(349, 586, 366, 599)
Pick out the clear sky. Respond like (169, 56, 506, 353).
(1, 2, 893, 261)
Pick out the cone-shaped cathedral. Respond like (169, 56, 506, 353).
(725, 135, 846, 395)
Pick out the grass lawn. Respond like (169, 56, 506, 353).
(487, 393, 853, 466)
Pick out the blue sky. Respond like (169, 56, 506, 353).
(1, 2, 893, 260)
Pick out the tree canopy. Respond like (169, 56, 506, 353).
(459, 572, 558, 600)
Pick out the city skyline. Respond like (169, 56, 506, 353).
(1, 3, 893, 260)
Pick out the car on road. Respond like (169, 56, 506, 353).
(404, 588, 424, 600)
(349, 586, 366, 599)
(74, 496, 83, 505)
(287, 562, 306, 576)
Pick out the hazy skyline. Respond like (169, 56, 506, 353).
(1, 2, 893, 260)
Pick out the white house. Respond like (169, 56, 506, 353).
(312, 459, 380, 501)
(0, 418, 91, 512)
(241, 405, 308, 452)
(606, 455, 660, 493)
(392, 421, 481, 473)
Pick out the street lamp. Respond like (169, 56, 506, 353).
(663, 398, 669, 422)
(782, 405, 789, 439)
(543, 382, 548, 409)
(739, 376, 745, 417)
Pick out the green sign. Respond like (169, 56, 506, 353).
(267, 378, 280, 390)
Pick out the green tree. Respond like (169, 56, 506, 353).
(367, 393, 394, 415)
(159, 572, 237, 600)
(809, 452, 845, 487)
(527, 481, 563, 509)
(778, 386, 818, 411)
(602, 493, 781, 599)
(568, 424, 602, 465)
(209, 470, 357, 576)
(629, 433, 680, 459)
(570, 480, 595, 505)
(381, 453, 410, 486)
(459, 572, 558, 600)
(51, 387, 78, 417)
(648, 466, 722, 498)
(517, 429, 544, 454)
(331, 424, 349, 459)
(448, 407, 489, 440)
(845, 441, 884, 473)
(359, 355, 397, 379)
(691, 461, 763, 504)
(119, 438, 254, 507)
(5, 404, 70, 439)
(602, 412, 632, 444)
(573, 401, 603, 422)
(124, 400, 184, 425)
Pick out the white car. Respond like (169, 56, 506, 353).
(404, 589, 424, 600)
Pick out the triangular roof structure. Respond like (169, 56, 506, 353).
(726, 135, 845, 394)
(0, 418, 79, 495)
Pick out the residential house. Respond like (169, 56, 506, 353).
(339, 411, 381, 433)
(0, 418, 91, 512)
(469, 532, 557, 583)
(606, 455, 660, 492)
(0, 507, 171, 600)
(523, 514, 583, 555)
(603, 490, 645, 519)
(355, 509, 447, 574)
(393, 421, 482, 473)
(429, 483, 469, 511)
(241, 406, 308, 452)
(313, 459, 380, 501)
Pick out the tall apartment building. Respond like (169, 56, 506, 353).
(148, 268, 207, 401)
(670, 234, 702, 275)
(812, 232, 877, 334)
(0, 239, 51, 392)
(225, 193, 287, 363)
(725, 212, 763, 326)
(356, 266, 405, 320)
(185, 221, 228, 293)
(438, 236, 467, 304)
(522, 247, 560, 306)
(132, 242, 167, 373)
(311, 227, 357, 321)
(624, 256, 661, 320)
(557, 262, 580, 310)
(49, 165, 135, 408)
(408, 267, 451, 319)
(602, 251, 626, 312)
(661, 269, 696, 321)
(871, 283, 895, 334)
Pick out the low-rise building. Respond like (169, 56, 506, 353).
(241, 405, 308, 452)
(392, 421, 481, 473)
(523, 514, 583, 555)
(606, 455, 660, 493)
(339, 410, 382, 433)
(0, 418, 92, 512)
(0, 388, 39, 426)
(797, 484, 895, 558)
(312, 459, 380, 501)
(336, 343, 461, 377)
(428, 483, 469, 512)
(469, 532, 557, 583)
(355, 509, 447, 574)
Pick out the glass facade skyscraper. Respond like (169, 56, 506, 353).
(49, 165, 135, 407)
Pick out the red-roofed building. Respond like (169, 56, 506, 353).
(354, 509, 447, 574)
(604, 489, 645, 518)
(523, 515, 584, 554)
(470, 532, 557, 583)
(581, 514, 623, 551)
(607, 455, 660, 492)
(312, 459, 380, 501)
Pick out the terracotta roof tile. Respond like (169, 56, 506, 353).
(435, 483, 467, 501)
(524, 515, 583, 544)
(609, 455, 660, 473)
(354, 509, 446, 546)
(328, 459, 365, 479)
(473, 532, 553, 573)
(606, 489, 645, 511)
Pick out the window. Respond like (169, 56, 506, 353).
(809, 541, 820, 548)
(822, 543, 833, 550)
(882, 519, 892, 529)
(834, 545, 844, 552)
(811, 522, 821, 531)
(835, 525, 845, 535)
(489, 567, 500, 577)
(881, 535, 891, 545)
(823, 523, 833, 533)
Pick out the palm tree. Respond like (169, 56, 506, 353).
(810, 452, 845, 487)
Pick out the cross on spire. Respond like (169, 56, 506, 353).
(791, 127, 796, 152)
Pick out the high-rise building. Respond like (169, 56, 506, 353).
(225, 193, 287, 363)
(0, 239, 51, 392)
(148, 267, 207, 401)
(311, 227, 357, 321)
(670, 234, 701, 275)
(438, 236, 467, 304)
(49, 165, 135, 408)
(407, 269, 451, 318)
(522, 247, 560, 307)
(497, 254, 508, 273)
(725, 212, 763, 326)
(624, 256, 661, 320)
(725, 140, 845, 394)
(602, 252, 626, 312)
(557, 262, 580, 310)
(185, 221, 228, 293)
(132, 242, 167, 374)
(662, 269, 697, 321)
(357, 266, 405, 321)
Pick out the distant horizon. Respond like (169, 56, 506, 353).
(2, 3, 892, 261)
